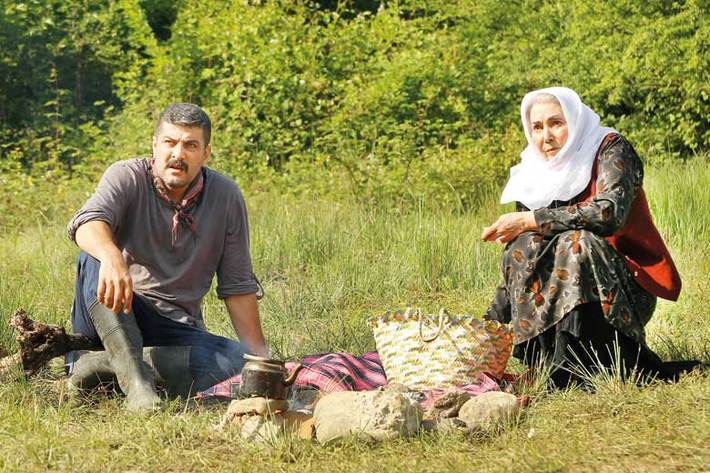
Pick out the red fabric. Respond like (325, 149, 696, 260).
(197, 352, 505, 410)
(579, 135, 682, 301)
(149, 158, 205, 246)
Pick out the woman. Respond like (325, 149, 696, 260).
(482, 86, 699, 387)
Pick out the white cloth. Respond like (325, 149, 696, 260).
(500, 87, 616, 210)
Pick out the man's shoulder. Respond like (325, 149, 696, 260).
(204, 167, 244, 198)
(111, 157, 150, 172)
(103, 158, 150, 182)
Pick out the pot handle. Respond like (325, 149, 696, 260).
(284, 363, 304, 386)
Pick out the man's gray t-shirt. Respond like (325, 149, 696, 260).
(67, 158, 258, 329)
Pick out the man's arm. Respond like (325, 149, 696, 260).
(75, 221, 133, 314)
(224, 293, 268, 358)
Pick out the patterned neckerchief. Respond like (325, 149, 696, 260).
(149, 158, 205, 246)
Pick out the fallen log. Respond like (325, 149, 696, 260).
(0, 308, 96, 378)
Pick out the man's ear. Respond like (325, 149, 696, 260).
(203, 143, 211, 163)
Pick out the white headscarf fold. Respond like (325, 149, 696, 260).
(500, 87, 616, 210)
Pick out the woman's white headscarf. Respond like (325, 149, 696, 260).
(500, 87, 616, 210)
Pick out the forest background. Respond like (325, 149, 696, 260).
(1, 0, 708, 220)
(0, 1, 709, 472)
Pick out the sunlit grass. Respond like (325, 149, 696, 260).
(0, 159, 708, 471)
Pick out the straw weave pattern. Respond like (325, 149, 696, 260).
(368, 308, 514, 390)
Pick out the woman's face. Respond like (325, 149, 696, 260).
(529, 100, 569, 160)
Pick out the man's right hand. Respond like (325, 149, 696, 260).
(97, 250, 133, 314)
(75, 221, 134, 314)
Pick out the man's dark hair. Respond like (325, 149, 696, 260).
(156, 103, 212, 145)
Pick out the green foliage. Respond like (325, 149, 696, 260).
(2, 0, 709, 207)
(480, 0, 710, 156)
(0, 0, 157, 173)
(139, 0, 179, 41)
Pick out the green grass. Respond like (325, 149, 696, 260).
(1, 158, 709, 472)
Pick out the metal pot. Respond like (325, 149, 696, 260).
(238, 354, 303, 400)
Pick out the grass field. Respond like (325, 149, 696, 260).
(0, 158, 708, 472)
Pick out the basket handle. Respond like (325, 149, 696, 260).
(419, 308, 447, 343)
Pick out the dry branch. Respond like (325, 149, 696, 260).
(0, 308, 96, 378)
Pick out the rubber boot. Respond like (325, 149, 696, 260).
(69, 346, 194, 399)
(69, 350, 117, 390)
(88, 301, 162, 412)
(145, 346, 194, 398)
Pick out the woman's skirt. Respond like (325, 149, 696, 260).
(514, 302, 698, 387)
(495, 229, 698, 386)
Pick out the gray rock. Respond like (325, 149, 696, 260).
(427, 390, 472, 419)
(419, 418, 437, 432)
(239, 415, 285, 443)
(435, 417, 471, 435)
(458, 392, 519, 431)
(313, 390, 422, 443)
(289, 387, 321, 412)
(227, 397, 289, 417)
(383, 382, 410, 394)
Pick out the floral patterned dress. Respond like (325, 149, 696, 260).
(484, 135, 657, 350)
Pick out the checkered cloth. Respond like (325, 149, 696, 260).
(197, 351, 506, 409)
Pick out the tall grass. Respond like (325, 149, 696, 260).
(641, 158, 710, 359)
(1, 159, 708, 358)
(0, 159, 708, 472)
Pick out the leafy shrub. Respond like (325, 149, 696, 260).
(2, 0, 708, 210)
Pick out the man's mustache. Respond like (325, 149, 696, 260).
(166, 159, 188, 172)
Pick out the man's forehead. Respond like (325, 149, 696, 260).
(155, 122, 206, 142)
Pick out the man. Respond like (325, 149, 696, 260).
(66, 103, 268, 411)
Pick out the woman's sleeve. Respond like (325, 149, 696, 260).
(533, 136, 644, 237)
(483, 282, 511, 324)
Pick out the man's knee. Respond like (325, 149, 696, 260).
(71, 251, 104, 339)
(188, 335, 247, 389)
(77, 251, 100, 284)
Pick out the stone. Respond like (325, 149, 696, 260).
(239, 415, 285, 443)
(458, 392, 519, 432)
(427, 390, 472, 419)
(289, 387, 322, 412)
(227, 397, 289, 417)
(435, 417, 471, 435)
(238, 411, 314, 443)
(218, 397, 289, 431)
(382, 382, 410, 394)
(281, 410, 315, 440)
(313, 390, 422, 443)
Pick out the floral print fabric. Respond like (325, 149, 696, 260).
(485, 135, 656, 345)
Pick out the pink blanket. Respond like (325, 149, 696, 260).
(198, 351, 506, 410)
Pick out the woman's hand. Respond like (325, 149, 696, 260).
(481, 211, 538, 244)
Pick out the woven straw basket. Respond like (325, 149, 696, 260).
(368, 308, 514, 390)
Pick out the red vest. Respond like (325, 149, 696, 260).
(577, 134, 682, 301)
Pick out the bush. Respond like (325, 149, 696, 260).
(2, 0, 708, 209)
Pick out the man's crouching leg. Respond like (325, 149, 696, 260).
(69, 350, 116, 391)
(87, 300, 162, 412)
(70, 346, 193, 399)
(146, 346, 194, 397)
(69, 251, 162, 411)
